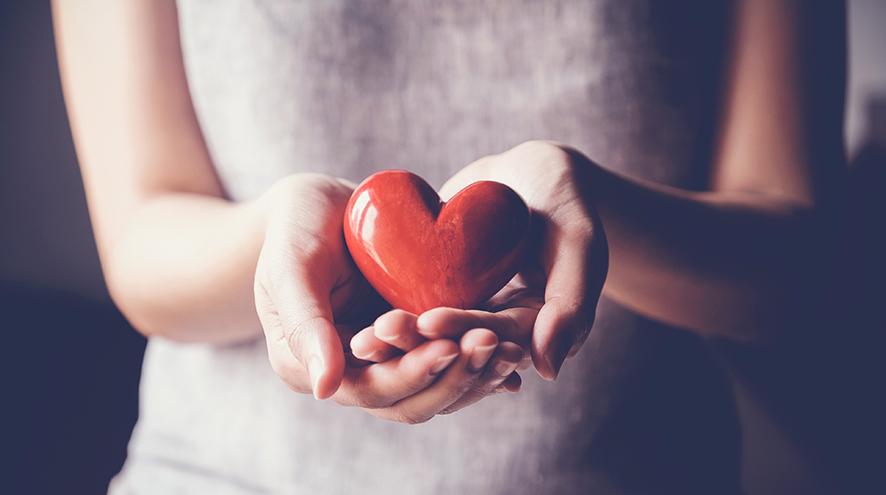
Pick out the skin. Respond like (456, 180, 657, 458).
(351, 142, 609, 386)
(53, 0, 844, 423)
(52, 0, 521, 419)
(354, 0, 846, 366)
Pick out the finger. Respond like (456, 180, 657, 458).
(440, 341, 524, 414)
(272, 264, 346, 400)
(371, 329, 499, 424)
(336, 339, 459, 408)
(337, 324, 375, 367)
(349, 326, 400, 362)
(534, 229, 606, 380)
(372, 309, 425, 352)
(416, 307, 536, 344)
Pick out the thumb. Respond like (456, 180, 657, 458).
(277, 266, 346, 400)
(532, 227, 607, 380)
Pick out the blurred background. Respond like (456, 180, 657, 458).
(2, 1, 884, 493)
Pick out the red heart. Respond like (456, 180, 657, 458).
(344, 170, 531, 314)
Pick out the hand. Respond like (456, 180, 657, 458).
(254, 174, 519, 423)
(350, 310, 524, 418)
(445, 141, 608, 378)
(353, 142, 608, 381)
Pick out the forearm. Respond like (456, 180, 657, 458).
(104, 189, 273, 344)
(454, 141, 838, 342)
(584, 157, 837, 341)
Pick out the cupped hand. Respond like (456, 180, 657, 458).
(449, 141, 608, 379)
(349, 287, 535, 417)
(350, 309, 524, 417)
(448, 141, 608, 379)
(254, 173, 373, 399)
(254, 173, 521, 423)
(355, 142, 608, 381)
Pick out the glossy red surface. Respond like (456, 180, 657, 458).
(343, 170, 531, 314)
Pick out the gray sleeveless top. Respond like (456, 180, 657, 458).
(111, 1, 741, 494)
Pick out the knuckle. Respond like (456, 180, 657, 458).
(393, 406, 431, 425)
(332, 392, 359, 408)
(475, 376, 505, 395)
(514, 141, 580, 176)
(438, 406, 459, 416)
(348, 374, 393, 409)
(445, 381, 478, 403)
(513, 140, 567, 158)
(352, 392, 389, 410)
(282, 314, 326, 351)
(343, 393, 367, 408)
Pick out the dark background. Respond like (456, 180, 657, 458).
(2, 2, 144, 493)
(2, 1, 884, 494)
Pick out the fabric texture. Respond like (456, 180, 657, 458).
(111, 1, 742, 493)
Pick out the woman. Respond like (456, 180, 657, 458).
(54, 0, 845, 493)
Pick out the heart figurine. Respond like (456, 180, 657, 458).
(343, 170, 531, 314)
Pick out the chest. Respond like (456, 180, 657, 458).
(177, 0, 732, 199)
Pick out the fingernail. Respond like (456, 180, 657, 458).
(376, 331, 397, 343)
(547, 359, 561, 381)
(545, 336, 571, 381)
(542, 354, 562, 381)
(366, 349, 386, 361)
(429, 353, 458, 375)
(352, 348, 381, 361)
(307, 355, 324, 399)
(493, 360, 519, 377)
(469, 344, 497, 372)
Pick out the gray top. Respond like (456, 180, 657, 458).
(111, 1, 740, 494)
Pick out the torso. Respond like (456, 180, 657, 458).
(113, 1, 741, 493)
